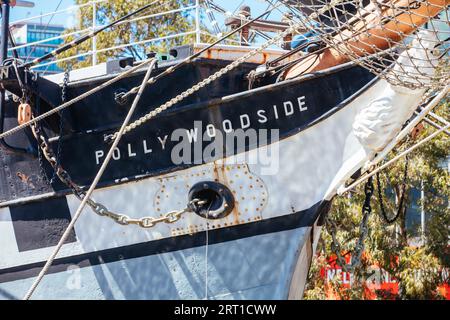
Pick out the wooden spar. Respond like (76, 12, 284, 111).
(284, 0, 449, 79)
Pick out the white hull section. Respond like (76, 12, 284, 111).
(0, 226, 312, 300)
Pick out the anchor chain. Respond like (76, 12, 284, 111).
(50, 67, 70, 183)
(107, 24, 296, 141)
(327, 176, 374, 272)
(34, 98, 52, 185)
(376, 153, 409, 224)
(91, 198, 206, 228)
(30, 114, 204, 228)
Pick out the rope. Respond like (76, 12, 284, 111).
(117, 2, 284, 103)
(109, 23, 296, 141)
(50, 67, 70, 184)
(4, 0, 356, 143)
(338, 121, 450, 195)
(0, 58, 155, 140)
(1, 2, 283, 141)
(204, 224, 209, 300)
(23, 0, 160, 68)
(22, 58, 157, 300)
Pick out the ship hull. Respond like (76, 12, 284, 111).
(0, 62, 377, 299)
(0, 222, 318, 299)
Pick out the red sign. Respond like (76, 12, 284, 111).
(321, 254, 450, 299)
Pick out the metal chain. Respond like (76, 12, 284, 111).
(30, 116, 205, 228)
(50, 67, 70, 184)
(106, 0, 363, 142)
(34, 98, 51, 185)
(327, 217, 350, 271)
(107, 25, 296, 141)
(327, 176, 374, 272)
(89, 198, 206, 228)
(376, 153, 409, 224)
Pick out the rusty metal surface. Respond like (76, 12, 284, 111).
(153, 163, 268, 236)
(193, 44, 301, 65)
(225, 16, 300, 33)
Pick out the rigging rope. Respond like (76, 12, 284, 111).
(339, 120, 450, 195)
(110, 32, 292, 139)
(8, 0, 449, 299)
(23, 58, 158, 300)
(204, 202, 212, 300)
(0, 2, 283, 141)
(115, 2, 284, 103)
(0, 58, 154, 140)
(203, 0, 221, 35)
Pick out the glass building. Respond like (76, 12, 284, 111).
(10, 23, 65, 74)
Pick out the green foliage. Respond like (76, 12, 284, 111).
(303, 253, 329, 300)
(305, 100, 450, 300)
(397, 247, 444, 299)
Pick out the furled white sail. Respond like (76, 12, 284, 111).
(353, 30, 440, 156)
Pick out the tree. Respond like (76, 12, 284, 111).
(56, 0, 198, 69)
(304, 100, 449, 300)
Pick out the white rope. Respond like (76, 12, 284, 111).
(4, 0, 326, 141)
(22, 58, 157, 300)
(417, 112, 450, 136)
(0, 58, 154, 140)
(204, 220, 209, 300)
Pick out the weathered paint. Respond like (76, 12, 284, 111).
(194, 43, 299, 65)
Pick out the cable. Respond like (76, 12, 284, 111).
(0, 58, 154, 140)
(22, 58, 157, 300)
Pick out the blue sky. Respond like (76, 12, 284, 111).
(10, 0, 76, 27)
(9, 0, 281, 28)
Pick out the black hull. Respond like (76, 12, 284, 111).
(0, 61, 375, 203)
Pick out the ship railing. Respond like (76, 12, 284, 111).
(32, 31, 197, 70)
(10, 0, 108, 26)
(8, 0, 203, 72)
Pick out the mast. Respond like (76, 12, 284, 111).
(0, 0, 12, 151)
(0, 0, 35, 154)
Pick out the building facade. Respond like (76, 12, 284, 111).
(10, 23, 65, 74)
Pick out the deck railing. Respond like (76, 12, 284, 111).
(8, 0, 203, 72)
